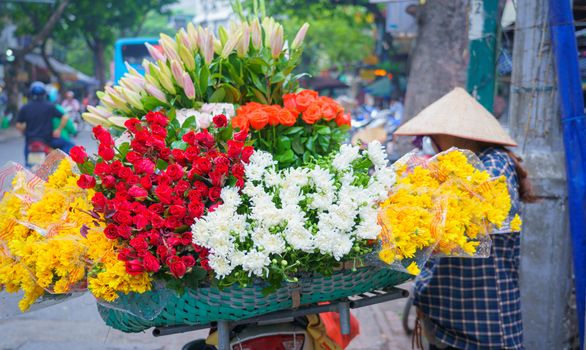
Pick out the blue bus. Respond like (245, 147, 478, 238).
(113, 38, 159, 83)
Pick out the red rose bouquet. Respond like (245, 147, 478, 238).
(73, 111, 252, 289)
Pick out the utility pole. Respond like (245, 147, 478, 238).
(466, 0, 499, 111)
(508, 0, 573, 348)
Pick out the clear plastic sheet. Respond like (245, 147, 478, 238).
(95, 283, 172, 321)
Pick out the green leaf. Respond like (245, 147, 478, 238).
(156, 159, 168, 171)
(117, 142, 130, 159)
(171, 140, 188, 150)
(275, 149, 295, 163)
(272, 72, 286, 83)
(276, 136, 292, 153)
(182, 116, 197, 129)
(316, 126, 331, 135)
(142, 96, 163, 111)
(292, 137, 304, 154)
(199, 66, 210, 96)
(249, 72, 267, 94)
(284, 126, 304, 135)
(184, 267, 208, 288)
(306, 137, 315, 153)
(252, 89, 269, 104)
(209, 88, 226, 103)
(302, 152, 312, 163)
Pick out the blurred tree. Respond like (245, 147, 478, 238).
(0, 0, 70, 115)
(56, 0, 177, 87)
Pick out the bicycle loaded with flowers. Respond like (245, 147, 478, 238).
(0, 12, 519, 331)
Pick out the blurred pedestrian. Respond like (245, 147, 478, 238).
(394, 87, 536, 350)
(47, 87, 78, 140)
(15, 82, 75, 162)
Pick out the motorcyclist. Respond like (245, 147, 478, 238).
(15, 82, 75, 162)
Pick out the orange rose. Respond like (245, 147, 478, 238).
(321, 101, 339, 121)
(238, 102, 263, 116)
(265, 105, 282, 126)
(335, 113, 351, 127)
(231, 114, 249, 132)
(295, 90, 318, 112)
(278, 108, 297, 126)
(248, 109, 269, 130)
(283, 93, 298, 113)
(302, 102, 322, 124)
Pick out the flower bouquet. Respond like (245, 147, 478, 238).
(0, 5, 517, 334)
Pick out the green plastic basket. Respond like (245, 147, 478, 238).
(97, 267, 410, 333)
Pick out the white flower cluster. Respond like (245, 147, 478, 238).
(175, 103, 236, 128)
(192, 143, 396, 280)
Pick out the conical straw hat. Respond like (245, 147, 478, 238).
(394, 87, 517, 147)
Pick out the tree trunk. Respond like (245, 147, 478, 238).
(41, 39, 65, 92)
(403, 0, 469, 120)
(93, 40, 107, 88)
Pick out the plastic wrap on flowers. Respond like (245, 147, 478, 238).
(375, 148, 513, 275)
(0, 155, 97, 313)
(96, 283, 172, 321)
(0, 290, 84, 319)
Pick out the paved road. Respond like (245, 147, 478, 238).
(0, 128, 415, 350)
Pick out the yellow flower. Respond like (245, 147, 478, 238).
(406, 262, 421, 275)
(510, 214, 523, 232)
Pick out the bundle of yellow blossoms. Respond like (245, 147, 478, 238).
(0, 158, 150, 312)
(378, 149, 514, 275)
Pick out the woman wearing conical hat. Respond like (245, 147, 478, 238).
(395, 87, 536, 350)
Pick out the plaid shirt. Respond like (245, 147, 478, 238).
(414, 148, 524, 350)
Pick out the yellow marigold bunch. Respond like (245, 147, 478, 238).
(378, 150, 512, 274)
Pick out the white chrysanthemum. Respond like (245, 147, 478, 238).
(284, 223, 314, 252)
(256, 233, 286, 255)
(340, 171, 355, 187)
(331, 233, 354, 261)
(232, 214, 248, 241)
(308, 192, 335, 211)
(280, 186, 303, 206)
(209, 254, 233, 279)
(330, 203, 358, 233)
(367, 140, 388, 169)
(281, 204, 306, 224)
(243, 183, 265, 198)
(242, 250, 271, 277)
(375, 167, 397, 189)
(245, 151, 275, 181)
(251, 199, 282, 227)
(221, 187, 242, 208)
(191, 219, 212, 246)
(230, 250, 247, 268)
(314, 228, 337, 255)
(264, 169, 283, 188)
(284, 168, 310, 188)
(355, 221, 382, 240)
(332, 144, 360, 171)
(309, 166, 334, 190)
(201, 103, 236, 119)
(207, 233, 235, 257)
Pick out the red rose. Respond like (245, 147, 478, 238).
(182, 255, 196, 267)
(134, 158, 155, 174)
(209, 171, 223, 187)
(133, 214, 150, 230)
(227, 140, 244, 159)
(169, 205, 187, 218)
(92, 125, 107, 139)
(167, 236, 183, 246)
(94, 162, 110, 176)
(140, 176, 153, 190)
(208, 202, 221, 212)
(188, 202, 205, 218)
(70, 146, 87, 164)
(126, 260, 146, 275)
(166, 163, 184, 181)
(242, 146, 254, 163)
(128, 185, 148, 200)
(157, 174, 173, 186)
(77, 174, 96, 189)
(110, 160, 123, 173)
(231, 163, 245, 179)
(181, 232, 193, 245)
(101, 175, 116, 189)
(114, 211, 133, 225)
(151, 125, 167, 138)
(169, 259, 187, 278)
(118, 167, 133, 181)
(172, 149, 186, 163)
(130, 236, 149, 251)
(182, 131, 197, 145)
(143, 253, 161, 272)
(149, 203, 164, 213)
(156, 245, 170, 260)
(233, 129, 248, 142)
(175, 180, 190, 195)
(117, 247, 133, 261)
(124, 118, 142, 132)
(104, 224, 119, 239)
(151, 214, 165, 229)
(97, 131, 114, 147)
(194, 157, 212, 175)
(185, 146, 200, 161)
(151, 137, 166, 150)
(117, 225, 132, 239)
(194, 130, 215, 148)
(208, 186, 222, 202)
(155, 184, 173, 204)
(213, 114, 228, 128)
(91, 192, 107, 210)
(236, 177, 244, 189)
(145, 111, 169, 127)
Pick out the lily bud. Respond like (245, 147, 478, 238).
(202, 32, 214, 65)
(142, 59, 152, 75)
(237, 23, 250, 57)
(145, 83, 168, 103)
(148, 62, 162, 81)
(109, 92, 132, 114)
(270, 25, 284, 58)
(291, 23, 309, 50)
(221, 32, 241, 58)
(145, 42, 166, 62)
(157, 70, 176, 95)
(179, 45, 195, 71)
(177, 29, 194, 52)
(99, 94, 117, 112)
(122, 88, 144, 110)
(170, 60, 186, 88)
(145, 74, 161, 89)
(213, 38, 222, 55)
(125, 62, 142, 77)
(187, 23, 199, 51)
(251, 18, 262, 50)
(196, 26, 207, 49)
(160, 34, 181, 62)
(262, 17, 275, 47)
(218, 25, 228, 46)
(87, 105, 111, 119)
(182, 72, 196, 100)
(82, 112, 112, 127)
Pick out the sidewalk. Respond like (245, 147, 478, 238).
(0, 127, 21, 143)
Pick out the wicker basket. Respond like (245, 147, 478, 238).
(98, 266, 410, 333)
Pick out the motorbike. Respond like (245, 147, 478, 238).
(26, 139, 52, 169)
(152, 288, 408, 350)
